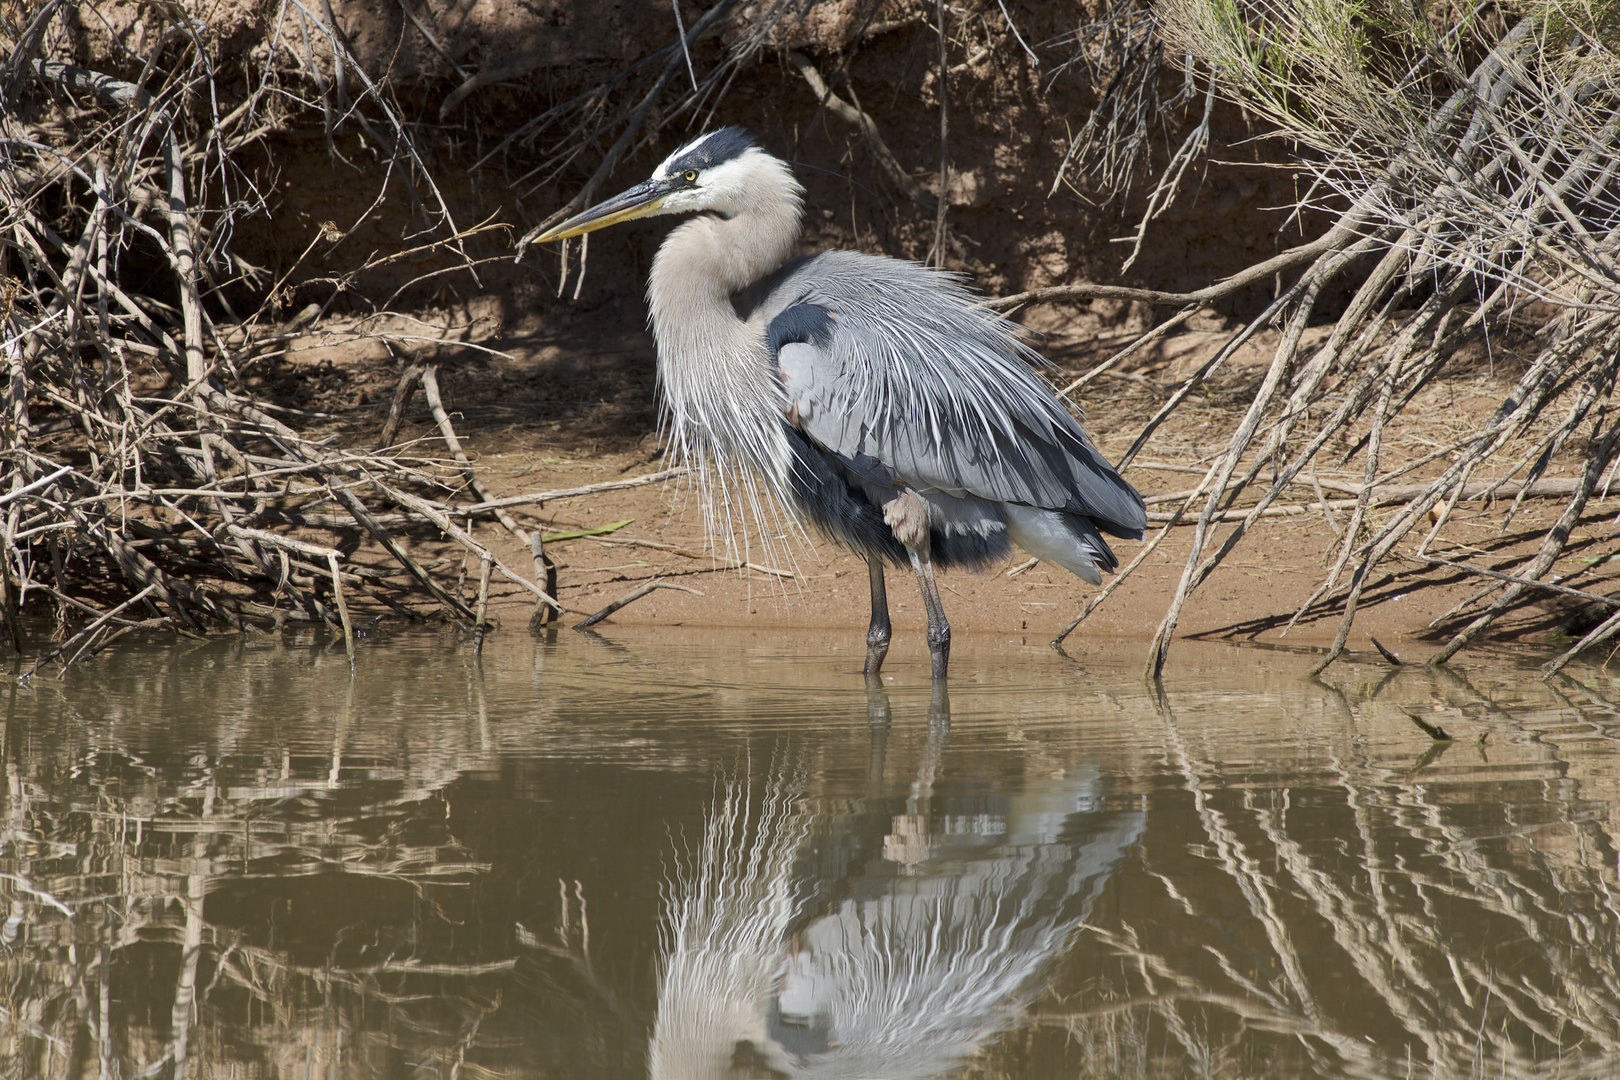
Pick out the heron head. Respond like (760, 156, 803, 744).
(525, 127, 799, 245)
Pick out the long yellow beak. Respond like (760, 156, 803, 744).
(520, 178, 672, 248)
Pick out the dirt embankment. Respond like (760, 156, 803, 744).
(10, 0, 1618, 672)
(67, 0, 1307, 321)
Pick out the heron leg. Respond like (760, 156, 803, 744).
(907, 548, 951, 680)
(864, 556, 891, 675)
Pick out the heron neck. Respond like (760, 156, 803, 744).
(645, 177, 803, 495)
(647, 197, 802, 360)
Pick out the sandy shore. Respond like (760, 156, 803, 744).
(427, 447, 1615, 672)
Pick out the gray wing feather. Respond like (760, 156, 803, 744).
(759, 251, 1146, 537)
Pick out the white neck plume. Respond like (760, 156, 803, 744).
(646, 152, 806, 520)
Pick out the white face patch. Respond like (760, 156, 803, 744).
(656, 150, 768, 216)
(640, 129, 803, 221)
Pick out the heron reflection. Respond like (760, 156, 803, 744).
(649, 685, 1144, 1079)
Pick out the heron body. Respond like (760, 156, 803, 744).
(528, 128, 1146, 677)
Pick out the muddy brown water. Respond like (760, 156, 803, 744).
(5, 628, 1620, 1079)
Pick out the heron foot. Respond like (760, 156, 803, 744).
(865, 556, 891, 676)
(927, 625, 950, 680)
(864, 636, 890, 675)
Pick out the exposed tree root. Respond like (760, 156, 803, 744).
(1036, 8, 1620, 676)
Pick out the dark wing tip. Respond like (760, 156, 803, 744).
(1082, 479, 1148, 540)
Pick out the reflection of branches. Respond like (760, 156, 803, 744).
(1146, 685, 1382, 1075)
(0, 729, 496, 1078)
(1067, 668, 1620, 1077)
(513, 877, 642, 1038)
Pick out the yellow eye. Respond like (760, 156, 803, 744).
(682, 169, 699, 183)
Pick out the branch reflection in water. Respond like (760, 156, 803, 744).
(649, 683, 1145, 1079)
(7, 633, 1620, 1078)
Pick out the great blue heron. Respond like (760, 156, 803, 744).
(525, 128, 1146, 678)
